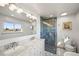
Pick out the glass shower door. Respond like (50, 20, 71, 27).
(40, 18, 57, 54)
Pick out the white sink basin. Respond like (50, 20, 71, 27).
(3, 46, 25, 56)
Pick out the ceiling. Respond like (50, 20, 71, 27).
(15, 3, 79, 17)
(0, 3, 79, 20)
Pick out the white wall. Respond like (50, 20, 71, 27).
(57, 15, 74, 42)
(36, 15, 40, 38)
(73, 13, 79, 52)
(57, 13, 79, 52)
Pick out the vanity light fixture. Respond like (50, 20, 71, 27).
(9, 4, 17, 11)
(61, 13, 67, 16)
(8, 4, 37, 20)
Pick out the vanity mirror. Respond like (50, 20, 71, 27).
(0, 3, 38, 40)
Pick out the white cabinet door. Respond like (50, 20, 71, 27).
(19, 39, 45, 56)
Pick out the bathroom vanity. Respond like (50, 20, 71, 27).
(0, 35, 45, 56)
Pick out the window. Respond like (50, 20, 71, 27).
(14, 24, 22, 32)
(4, 22, 14, 32)
(3, 22, 22, 33)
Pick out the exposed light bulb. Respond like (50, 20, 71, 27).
(31, 16, 34, 19)
(25, 12, 37, 20)
(26, 13, 31, 18)
(9, 4, 17, 11)
(32, 16, 34, 19)
(16, 8, 23, 14)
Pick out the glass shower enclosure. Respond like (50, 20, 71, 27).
(40, 17, 57, 54)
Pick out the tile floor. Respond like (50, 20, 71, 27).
(44, 51, 57, 56)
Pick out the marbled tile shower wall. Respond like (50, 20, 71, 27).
(40, 18, 57, 54)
